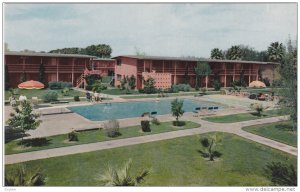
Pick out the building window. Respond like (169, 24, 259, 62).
(117, 59, 122, 66)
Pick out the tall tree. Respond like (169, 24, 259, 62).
(7, 102, 41, 144)
(194, 61, 212, 89)
(97, 159, 149, 186)
(278, 39, 297, 127)
(267, 42, 284, 62)
(226, 45, 242, 60)
(264, 162, 297, 186)
(5, 65, 10, 90)
(210, 48, 224, 59)
(39, 63, 46, 85)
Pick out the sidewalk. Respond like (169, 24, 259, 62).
(5, 115, 296, 165)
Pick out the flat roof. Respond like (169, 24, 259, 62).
(5, 51, 97, 59)
(112, 55, 279, 65)
(93, 58, 115, 61)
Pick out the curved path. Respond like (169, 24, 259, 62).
(5, 115, 297, 165)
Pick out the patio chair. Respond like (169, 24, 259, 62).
(193, 107, 201, 117)
(199, 107, 208, 116)
(207, 107, 214, 115)
(150, 111, 158, 118)
(213, 106, 219, 112)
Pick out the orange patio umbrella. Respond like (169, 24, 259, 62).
(18, 80, 45, 89)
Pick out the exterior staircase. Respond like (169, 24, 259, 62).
(75, 69, 104, 88)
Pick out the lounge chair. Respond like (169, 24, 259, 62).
(213, 106, 219, 112)
(150, 111, 158, 118)
(193, 107, 201, 117)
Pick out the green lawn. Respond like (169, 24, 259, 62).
(203, 109, 287, 123)
(242, 121, 297, 147)
(5, 132, 297, 186)
(5, 121, 200, 155)
(101, 88, 139, 95)
(5, 89, 86, 100)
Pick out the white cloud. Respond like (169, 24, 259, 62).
(4, 3, 297, 57)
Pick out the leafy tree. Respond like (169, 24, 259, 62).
(5, 164, 46, 186)
(97, 159, 149, 186)
(5, 65, 10, 90)
(198, 134, 222, 161)
(134, 46, 147, 56)
(278, 39, 297, 126)
(194, 61, 212, 90)
(267, 42, 284, 62)
(20, 71, 27, 83)
(264, 162, 297, 186)
(226, 45, 242, 60)
(128, 75, 136, 89)
(171, 98, 184, 126)
(7, 102, 41, 144)
(210, 48, 224, 59)
(250, 103, 269, 117)
(39, 63, 46, 85)
(143, 77, 156, 94)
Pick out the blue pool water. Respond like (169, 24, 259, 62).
(67, 99, 223, 121)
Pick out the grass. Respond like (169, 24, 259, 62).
(203, 109, 287, 123)
(242, 121, 297, 147)
(101, 88, 139, 95)
(5, 88, 86, 100)
(5, 121, 200, 155)
(5, 132, 297, 186)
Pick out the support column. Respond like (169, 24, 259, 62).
(72, 58, 75, 86)
(22, 57, 25, 70)
(248, 75, 251, 86)
(233, 63, 235, 81)
(56, 58, 59, 81)
(224, 63, 227, 88)
(163, 61, 165, 73)
(143, 60, 146, 72)
(174, 61, 177, 84)
(205, 76, 208, 88)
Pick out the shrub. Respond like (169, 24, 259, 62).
(151, 117, 160, 125)
(43, 90, 58, 102)
(68, 131, 79, 141)
(171, 84, 191, 93)
(74, 95, 80, 102)
(138, 89, 145, 93)
(201, 87, 207, 94)
(61, 87, 70, 96)
(92, 82, 107, 93)
(250, 103, 269, 116)
(264, 161, 297, 186)
(141, 120, 151, 132)
(48, 81, 72, 89)
(212, 80, 221, 91)
(272, 79, 283, 87)
(85, 84, 93, 91)
(172, 121, 186, 126)
(262, 78, 271, 87)
(104, 119, 121, 137)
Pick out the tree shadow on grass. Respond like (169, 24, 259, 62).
(250, 112, 267, 117)
(17, 137, 52, 147)
(275, 124, 295, 132)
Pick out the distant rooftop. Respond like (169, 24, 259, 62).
(5, 51, 97, 58)
(112, 55, 279, 65)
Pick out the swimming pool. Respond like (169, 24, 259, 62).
(67, 98, 223, 121)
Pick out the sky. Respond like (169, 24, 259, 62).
(4, 3, 297, 58)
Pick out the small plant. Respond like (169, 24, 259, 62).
(61, 87, 70, 96)
(201, 87, 207, 94)
(264, 161, 297, 186)
(141, 120, 151, 132)
(171, 98, 184, 126)
(212, 80, 221, 91)
(250, 103, 269, 117)
(151, 117, 160, 125)
(104, 119, 121, 137)
(42, 90, 58, 102)
(198, 134, 222, 161)
(74, 95, 80, 102)
(68, 131, 79, 141)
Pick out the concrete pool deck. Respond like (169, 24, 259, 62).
(4, 94, 278, 138)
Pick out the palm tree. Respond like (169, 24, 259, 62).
(226, 45, 242, 60)
(97, 159, 149, 186)
(267, 42, 284, 62)
(5, 164, 46, 186)
(210, 48, 224, 59)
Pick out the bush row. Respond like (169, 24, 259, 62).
(48, 81, 72, 89)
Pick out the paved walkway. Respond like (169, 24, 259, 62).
(5, 115, 297, 165)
